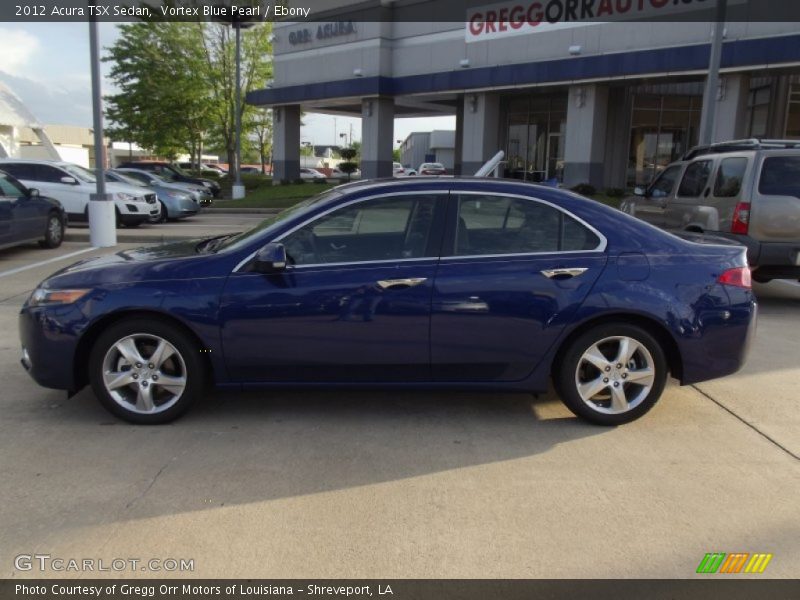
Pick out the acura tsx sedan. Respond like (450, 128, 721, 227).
(19, 178, 756, 425)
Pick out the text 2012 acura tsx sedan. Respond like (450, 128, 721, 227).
(19, 178, 756, 425)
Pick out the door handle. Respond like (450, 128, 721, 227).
(376, 277, 428, 290)
(540, 268, 588, 279)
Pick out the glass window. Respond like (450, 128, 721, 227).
(647, 164, 682, 198)
(677, 160, 712, 198)
(0, 163, 35, 180)
(714, 158, 748, 198)
(282, 195, 438, 265)
(759, 156, 800, 196)
(786, 83, 800, 139)
(34, 165, 68, 183)
(455, 195, 600, 256)
(0, 173, 26, 196)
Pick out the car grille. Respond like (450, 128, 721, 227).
(145, 194, 157, 204)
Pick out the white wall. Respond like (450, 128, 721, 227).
(19, 144, 89, 167)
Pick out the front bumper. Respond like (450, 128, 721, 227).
(19, 306, 81, 391)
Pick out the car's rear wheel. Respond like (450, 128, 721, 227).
(39, 212, 64, 248)
(88, 318, 203, 424)
(555, 323, 667, 425)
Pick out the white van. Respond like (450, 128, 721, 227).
(0, 159, 159, 227)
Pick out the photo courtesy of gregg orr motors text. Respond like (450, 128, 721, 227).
(14, 554, 194, 573)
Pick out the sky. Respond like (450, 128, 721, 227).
(0, 23, 455, 151)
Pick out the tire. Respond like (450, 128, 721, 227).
(554, 323, 668, 426)
(88, 318, 204, 424)
(157, 201, 168, 223)
(39, 212, 64, 248)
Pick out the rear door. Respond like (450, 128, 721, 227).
(430, 192, 608, 382)
(752, 153, 800, 242)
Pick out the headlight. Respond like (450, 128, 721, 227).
(201, 181, 213, 188)
(116, 192, 136, 201)
(166, 191, 189, 200)
(29, 288, 91, 307)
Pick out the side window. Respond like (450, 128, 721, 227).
(677, 160, 712, 198)
(282, 195, 438, 266)
(0, 163, 33, 180)
(648, 164, 682, 198)
(759, 156, 800, 197)
(33, 165, 67, 183)
(0, 173, 26, 197)
(714, 158, 748, 198)
(455, 195, 600, 256)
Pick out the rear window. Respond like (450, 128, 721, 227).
(714, 157, 748, 198)
(759, 156, 800, 197)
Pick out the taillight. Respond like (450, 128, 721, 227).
(731, 202, 751, 234)
(718, 267, 752, 289)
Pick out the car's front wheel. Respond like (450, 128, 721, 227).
(88, 318, 203, 424)
(554, 323, 668, 425)
(39, 212, 64, 248)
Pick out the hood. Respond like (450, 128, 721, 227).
(106, 181, 151, 197)
(40, 238, 212, 288)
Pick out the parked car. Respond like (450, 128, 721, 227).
(620, 139, 800, 282)
(106, 170, 199, 222)
(118, 161, 220, 199)
(176, 162, 227, 176)
(19, 177, 755, 426)
(240, 166, 264, 175)
(330, 167, 361, 181)
(300, 167, 327, 182)
(404, 167, 418, 176)
(393, 162, 408, 176)
(0, 169, 66, 250)
(419, 162, 446, 175)
(113, 168, 211, 205)
(0, 159, 159, 227)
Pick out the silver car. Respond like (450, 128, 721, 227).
(107, 170, 200, 222)
(621, 139, 800, 282)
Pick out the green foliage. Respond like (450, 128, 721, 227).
(339, 147, 357, 161)
(104, 20, 273, 168)
(300, 145, 314, 157)
(392, 148, 402, 162)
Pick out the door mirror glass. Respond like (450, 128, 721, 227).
(60, 176, 78, 185)
(633, 186, 645, 197)
(253, 243, 288, 273)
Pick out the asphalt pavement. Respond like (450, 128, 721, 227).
(0, 226, 798, 579)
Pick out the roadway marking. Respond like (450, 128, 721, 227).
(0, 247, 97, 279)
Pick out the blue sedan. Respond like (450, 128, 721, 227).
(19, 178, 756, 425)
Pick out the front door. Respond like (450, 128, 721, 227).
(220, 192, 447, 382)
(633, 163, 684, 228)
(431, 193, 607, 382)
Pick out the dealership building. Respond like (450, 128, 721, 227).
(249, 6, 800, 189)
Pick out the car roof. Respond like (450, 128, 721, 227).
(0, 158, 72, 167)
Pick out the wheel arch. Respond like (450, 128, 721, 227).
(549, 312, 684, 383)
(73, 309, 215, 391)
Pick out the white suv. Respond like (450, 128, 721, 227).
(0, 159, 159, 227)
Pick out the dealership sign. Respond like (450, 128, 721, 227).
(289, 21, 357, 46)
(466, 0, 743, 42)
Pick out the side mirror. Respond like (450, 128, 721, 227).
(253, 243, 287, 273)
(27, 188, 40, 198)
(60, 176, 78, 185)
(633, 186, 646, 197)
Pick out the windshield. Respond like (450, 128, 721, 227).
(216, 189, 343, 253)
(110, 171, 147, 187)
(64, 164, 97, 183)
(167, 164, 189, 177)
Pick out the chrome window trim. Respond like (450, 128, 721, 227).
(232, 190, 450, 273)
(449, 190, 607, 257)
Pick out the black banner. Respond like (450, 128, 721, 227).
(3, 580, 800, 600)
(2, 0, 800, 23)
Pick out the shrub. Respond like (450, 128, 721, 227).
(279, 178, 291, 186)
(604, 187, 626, 197)
(293, 178, 306, 185)
(570, 183, 597, 196)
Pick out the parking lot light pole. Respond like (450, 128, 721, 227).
(698, 0, 728, 147)
(88, 18, 116, 247)
(232, 21, 251, 200)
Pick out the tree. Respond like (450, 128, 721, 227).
(196, 21, 273, 177)
(248, 108, 272, 174)
(392, 148, 402, 162)
(338, 147, 359, 181)
(104, 23, 212, 161)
